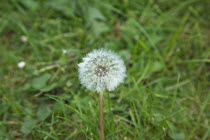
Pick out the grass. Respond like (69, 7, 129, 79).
(0, 0, 209, 139)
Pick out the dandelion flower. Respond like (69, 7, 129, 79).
(17, 61, 26, 68)
(78, 49, 126, 93)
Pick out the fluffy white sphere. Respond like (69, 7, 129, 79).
(78, 49, 126, 93)
(17, 61, 26, 68)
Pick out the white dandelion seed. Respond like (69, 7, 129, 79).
(78, 49, 126, 93)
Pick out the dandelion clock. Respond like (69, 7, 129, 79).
(78, 49, 126, 140)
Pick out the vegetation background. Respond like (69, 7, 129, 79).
(0, 0, 209, 139)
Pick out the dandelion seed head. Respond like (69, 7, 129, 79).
(62, 49, 67, 54)
(17, 61, 26, 68)
(78, 49, 126, 93)
(20, 35, 28, 42)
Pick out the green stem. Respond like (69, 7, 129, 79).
(99, 92, 105, 140)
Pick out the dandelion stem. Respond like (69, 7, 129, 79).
(99, 92, 105, 140)
(107, 92, 111, 114)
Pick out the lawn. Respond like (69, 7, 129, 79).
(0, 0, 209, 139)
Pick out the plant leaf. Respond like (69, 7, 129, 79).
(31, 73, 51, 90)
(37, 104, 51, 121)
(21, 116, 36, 135)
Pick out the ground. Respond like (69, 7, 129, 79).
(0, 0, 209, 139)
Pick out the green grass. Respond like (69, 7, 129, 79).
(0, 0, 209, 139)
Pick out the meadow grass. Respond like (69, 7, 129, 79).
(0, 0, 209, 139)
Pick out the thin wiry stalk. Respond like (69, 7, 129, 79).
(99, 92, 105, 140)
